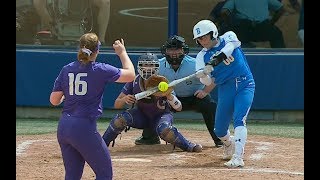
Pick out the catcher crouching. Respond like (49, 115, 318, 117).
(102, 52, 202, 152)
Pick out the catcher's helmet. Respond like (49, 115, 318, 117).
(138, 52, 160, 80)
(160, 35, 189, 66)
(193, 20, 218, 44)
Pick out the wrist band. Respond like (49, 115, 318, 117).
(168, 96, 182, 110)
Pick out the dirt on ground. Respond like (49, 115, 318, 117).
(16, 128, 304, 180)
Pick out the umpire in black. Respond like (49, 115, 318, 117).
(134, 35, 223, 148)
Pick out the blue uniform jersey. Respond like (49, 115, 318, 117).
(196, 31, 253, 85)
(52, 60, 121, 118)
(159, 55, 204, 97)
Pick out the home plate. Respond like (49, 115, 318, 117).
(112, 158, 152, 162)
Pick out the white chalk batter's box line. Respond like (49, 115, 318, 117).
(16, 139, 304, 176)
(16, 139, 54, 156)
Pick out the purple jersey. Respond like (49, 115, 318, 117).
(121, 75, 171, 119)
(52, 61, 121, 118)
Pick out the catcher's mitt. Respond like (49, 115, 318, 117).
(145, 74, 173, 97)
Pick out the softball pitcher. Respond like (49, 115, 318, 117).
(49, 33, 135, 179)
(193, 20, 255, 167)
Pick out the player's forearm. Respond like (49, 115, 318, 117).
(117, 52, 136, 83)
(167, 94, 182, 111)
(203, 79, 216, 93)
(114, 97, 126, 109)
(119, 52, 135, 73)
(50, 92, 64, 106)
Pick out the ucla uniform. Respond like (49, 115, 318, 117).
(159, 55, 222, 144)
(196, 31, 255, 149)
(135, 37, 223, 147)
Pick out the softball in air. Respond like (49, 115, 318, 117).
(158, 81, 169, 92)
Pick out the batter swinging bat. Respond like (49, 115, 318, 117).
(134, 68, 213, 100)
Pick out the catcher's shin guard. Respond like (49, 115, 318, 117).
(102, 111, 132, 147)
(156, 122, 201, 152)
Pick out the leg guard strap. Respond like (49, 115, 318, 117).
(102, 111, 132, 147)
(157, 122, 196, 152)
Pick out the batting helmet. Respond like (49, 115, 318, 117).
(160, 35, 189, 66)
(193, 20, 218, 42)
(137, 52, 160, 80)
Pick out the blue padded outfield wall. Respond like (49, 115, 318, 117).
(16, 45, 304, 110)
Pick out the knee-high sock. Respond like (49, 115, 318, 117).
(234, 126, 247, 158)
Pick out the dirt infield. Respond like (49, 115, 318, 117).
(16, 129, 304, 180)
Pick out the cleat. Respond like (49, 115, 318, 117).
(192, 144, 203, 152)
(135, 136, 161, 145)
(224, 154, 244, 167)
(186, 142, 202, 153)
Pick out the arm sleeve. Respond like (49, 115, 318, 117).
(220, 31, 241, 57)
(195, 51, 206, 71)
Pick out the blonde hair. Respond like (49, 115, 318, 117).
(77, 33, 101, 64)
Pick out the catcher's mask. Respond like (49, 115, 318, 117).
(138, 52, 160, 80)
(160, 35, 189, 66)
